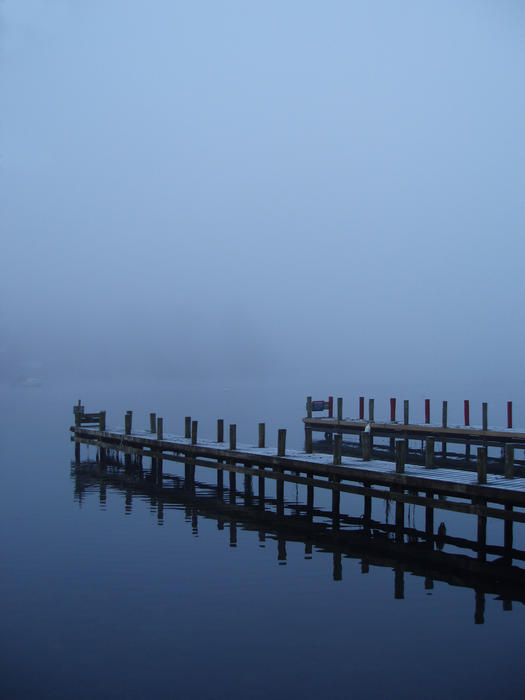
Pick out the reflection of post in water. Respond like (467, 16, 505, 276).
(333, 552, 342, 581)
(305, 541, 312, 559)
(425, 491, 434, 548)
(157, 501, 164, 526)
(364, 490, 372, 536)
(278, 536, 286, 564)
(394, 567, 404, 599)
(229, 468, 236, 504)
(125, 490, 132, 515)
(258, 529, 265, 546)
(75, 441, 81, 463)
(191, 509, 198, 535)
(504, 504, 513, 565)
(229, 521, 237, 547)
(475, 589, 485, 625)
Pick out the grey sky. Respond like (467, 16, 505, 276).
(1, 1, 524, 389)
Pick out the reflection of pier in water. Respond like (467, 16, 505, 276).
(72, 452, 525, 625)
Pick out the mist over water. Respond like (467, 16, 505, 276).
(2, 2, 525, 698)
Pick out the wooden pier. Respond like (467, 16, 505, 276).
(72, 400, 525, 575)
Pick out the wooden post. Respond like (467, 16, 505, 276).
(442, 401, 448, 428)
(368, 398, 374, 423)
(99, 411, 106, 431)
(332, 477, 340, 529)
(464, 400, 470, 426)
(404, 400, 409, 425)
(396, 440, 406, 474)
(258, 423, 265, 448)
(306, 396, 312, 418)
(390, 398, 396, 422)
(191, 420, 198, 445)
(425, 399, 430, 424)
(507, 401, 513, 429)
(277, 429, 286, 457)
(276, 470, 284, 516)
(305, 427, 313, 454)
(217, 419, 224, 443)
(229, 424, 237, 450)
(157, 417, 163, 441)
(505, 444, 514, 479)
(217, 464, 224, 490)
(124, 411, 132, 435)
(307, 484, 314, 517)
(258, 467, 265, 501)
(482, 402, 488, 431)
(425, 438, 435, 468)
(477, 447, 487, 484)
(359, 396, 365, 420)
(337, 397, 343, 421)
(333, 434, 342, 465)
(361, 433, 371, 461)
(74, 441, 80, 462)
(185, 416, 191, 439)
(149, 412, 156, 433)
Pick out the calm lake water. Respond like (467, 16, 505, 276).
(2, 380, 525, 699)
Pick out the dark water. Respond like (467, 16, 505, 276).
(2, 381, 525, 699)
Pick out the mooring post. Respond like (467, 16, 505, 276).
(477, 447, 487, 484)
(185, 416, 191, 439)
(73, 401, 83, 427)
(359, 396, 365, 420)
(505, 444, 514, 479)
(332, 477, 341, 530)
(99, 411, 106, 431)
(333, 434, 342, 465)
(361, 432, 371, 461)
(217, 419, 224, 443)
(277, 429, 286, 457)
(442, 401, 448, 429)
(337, 397, 343, 421)
(149, 412, 156, 433)
(229, 470, 236, 498)
(425, 438, 435, 468)
(464, 400, 470, 426)
(258, 423, 265, 448)
(124, 411, 132, 435)
(306, 396, 312, 418)
(191, 420, 198, 445)
(507, 401, 513, 429)
(482, 402, 488, 431)
(258, 467, 265, 501)
(403, 400, 409, 425)
(156, 416, 163, 441)
(229, 424, 237, 450)
(305, 427, 313, 454)
(390, 398, 396, 422)
(396, 440, 406, 474)
(425, 399, 430, 424)
(369, 398, 374, 423)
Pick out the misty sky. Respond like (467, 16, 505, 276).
(1, 1, 524, 388)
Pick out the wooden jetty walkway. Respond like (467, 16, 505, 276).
(304, 395, 525, 468)
(71, 401, 525, 571)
